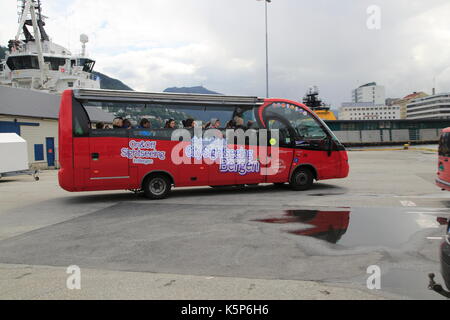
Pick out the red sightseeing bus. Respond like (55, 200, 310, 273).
(58, 89, 349, 199)
(437, 128, 450, 191)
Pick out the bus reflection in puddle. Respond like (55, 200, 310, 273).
(253, 209, 447, 248)
(253, 210, 351, 244)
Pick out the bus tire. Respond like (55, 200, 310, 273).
(290, 168, 314, 191)
(143, 174, 172, 200)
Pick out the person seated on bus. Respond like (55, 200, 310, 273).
(113, 117, 124, 129)
(226, 120, 236, 129)
(165, 119, 177, 129)
(234, 116, 246, 130)
(183, 118, 195, 129)
(139, 118, 151, 129)
(123, 119, 133, 130)
(96, 122, 106, 130)
(209, 118, 221, 129)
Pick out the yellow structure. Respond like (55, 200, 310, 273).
(314, 110, 337, 121)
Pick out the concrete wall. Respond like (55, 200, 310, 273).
(391, 130, 410, 142)
(420, 129, 440, 141)
(334, 131, 361, 143)
(0, 116, 58, 169)
(333, 129, 440, 144)
(361, 130, 382, 143)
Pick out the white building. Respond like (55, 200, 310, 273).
(352, 82, 386, 105)
(407, 93, 450, 120)
(339, 102, 401, 120)
(0, 86, 113, 169)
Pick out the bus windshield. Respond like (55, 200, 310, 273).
(264, 102, 329, 140)
(439, 132, 450, 157)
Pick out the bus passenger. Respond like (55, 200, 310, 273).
(140, 118, 151, 129)
(226, 120, 235, 129)
(234, 116, 246, 130)
(123, 119, 133, 130)
(113, 117, 124, 129)
(96, 122, 106, 130)
(183, 118, 195, 129)
(210, 119, 221, 129)
(165, 119, 176, 129)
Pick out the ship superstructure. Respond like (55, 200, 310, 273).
(302, 86, 337, 121)
(0, 0, 100, 93)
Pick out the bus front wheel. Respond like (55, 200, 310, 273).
(290, 168, 314, 191)
(143, 175, 172, 200)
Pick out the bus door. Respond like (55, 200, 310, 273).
(264, 117, 295, 183)
(230, 128, 265, 185)
(88, 130, 130, 188)
(292, 119, 343, 180)
(178, 131, 209, 187)
(207, 129, 237, 186)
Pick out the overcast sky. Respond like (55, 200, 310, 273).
(1, 0, 450, 108)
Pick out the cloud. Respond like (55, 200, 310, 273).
(1, 0, 450, 107)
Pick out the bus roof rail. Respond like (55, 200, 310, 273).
(73, 89, 265, 106)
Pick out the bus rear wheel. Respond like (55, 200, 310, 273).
(143, 175, 172, 200)
(290, 168, 314, 191)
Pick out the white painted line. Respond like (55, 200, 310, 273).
(400, 201, 417, 207)
(426, 237, 443, 240)
(408, 212, 445, 214)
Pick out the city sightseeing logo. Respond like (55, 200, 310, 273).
(121, 140, 166, 165)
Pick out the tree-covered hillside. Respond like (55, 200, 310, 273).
(93, 71, 133, 91)
(164, 86, 221, 95)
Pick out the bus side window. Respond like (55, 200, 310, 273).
(233, 128, 259, 146)
(72, 100, 91, 137)
(267, 119, 294, 147)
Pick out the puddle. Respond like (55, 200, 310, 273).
(253, 208, 447, 248)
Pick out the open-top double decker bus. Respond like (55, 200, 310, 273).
(58, 89, 349, 199)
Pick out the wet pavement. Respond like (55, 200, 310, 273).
(0, 200, 448, 299)
(1, 150, 450, 300)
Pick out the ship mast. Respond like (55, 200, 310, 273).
(15, 0, 48, 88)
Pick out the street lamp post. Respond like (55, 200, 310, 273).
(258, 0, 271, 98)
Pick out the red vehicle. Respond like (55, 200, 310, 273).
(58, 89, 349, 199)
(437, 128, 450, 191)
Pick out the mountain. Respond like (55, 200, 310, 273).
(93, 71, 133, 91)
(163, 86, 234, 123)
(164, 86, 221, 95)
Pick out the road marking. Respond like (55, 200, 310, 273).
(401, 201, 417, 207)
(426, 237, 443, 240)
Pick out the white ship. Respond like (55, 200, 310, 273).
(0, 0, 100, 93)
